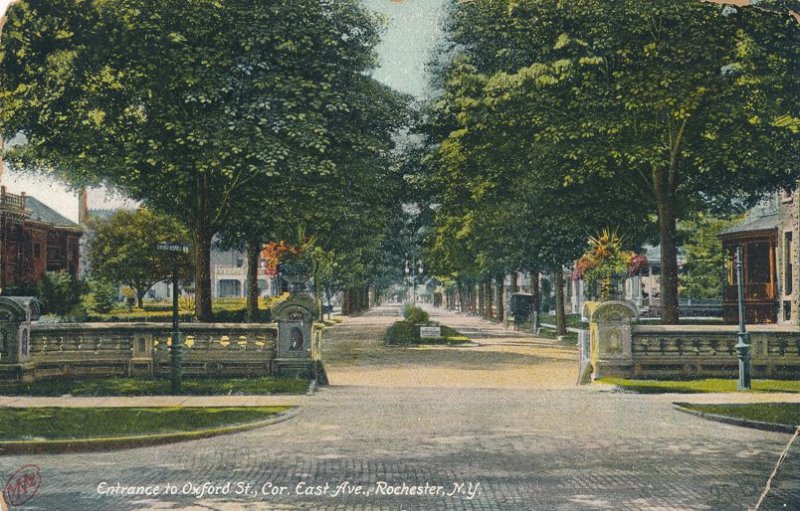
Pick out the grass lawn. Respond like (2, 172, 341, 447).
(0, 377, 309, 397)
(540, 314, 586, 329)
(0, 406, 290, 441)
(598, 377, 800, 394)
(680, 403, 800, 427)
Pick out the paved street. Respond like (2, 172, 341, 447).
(2, 305, 799, 510)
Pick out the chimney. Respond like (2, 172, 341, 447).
(78, 188, 89, 225)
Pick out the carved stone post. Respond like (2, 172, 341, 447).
(271, 283, 327, 384)
(0, 297, 40, 381)
(583, 300, 637, 380)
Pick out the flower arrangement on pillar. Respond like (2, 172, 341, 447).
(575, 229, 642, 302)
(261, 238, 315, 296)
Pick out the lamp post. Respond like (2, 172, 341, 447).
(157, 242, 189, 394)
(735, 245, 752, 390)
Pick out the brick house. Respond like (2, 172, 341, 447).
(0, 186, 83, 292)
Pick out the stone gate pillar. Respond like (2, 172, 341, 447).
(583, 300, 637, 380)
(0, 297, 40, 381)
(271, 294, 326, 383)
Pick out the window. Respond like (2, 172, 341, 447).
(219, 280, 242, 297)
(785, 232, 793, 296)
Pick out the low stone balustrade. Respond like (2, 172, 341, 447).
(1, 322, 278, 382)
(584, 300, 800, 380)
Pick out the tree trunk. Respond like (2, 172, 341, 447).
(485, 280, 493, 319)
(496, 275, 504, 321)
(136, 290, 145, 309)
(555, 268, 567, 336)
(193, 227, 214, 321)
(313, 269, 322, 321)
(655, 168, 680, 325)
(511, 272, 519, 293)
(531, 271, 541, 316)
(478, 281, 485, 316)
(246, 236, 260, 322)
(342, 288, 351, 316)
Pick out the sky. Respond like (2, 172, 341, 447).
(0, 0, 448, 222)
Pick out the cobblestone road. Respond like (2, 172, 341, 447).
(2, 305, 798, 510)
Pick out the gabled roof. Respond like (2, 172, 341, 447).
(719, 197, 779, 237)
(25, 196, 82, 230)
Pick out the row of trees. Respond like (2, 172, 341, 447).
(1, 0, 411, 320)
(419, 0, 800, 327)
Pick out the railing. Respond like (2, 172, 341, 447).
(724, 283, 775, 301)
(1, 323, 280, 381)
(0, 191, 26, 212)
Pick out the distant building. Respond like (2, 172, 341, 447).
(0, 186, 83, 291)
(719, 188, 799, 325)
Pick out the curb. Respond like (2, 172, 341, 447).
(0, 407, 301, 456)
(673, 402, 799, 434)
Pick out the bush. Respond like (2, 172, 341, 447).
(87, 307, 272, 323)
(38, 271, 86, 316)
(386, 320, 468, 346)
(83, 279, 119, 314)
(402, 304, 429, 324)
(1, 282, 38, 297)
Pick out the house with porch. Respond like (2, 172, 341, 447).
(0, 186, 83, 292)
(719, 187, 799, 325)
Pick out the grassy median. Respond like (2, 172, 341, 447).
(0, 406, 291, 441)
(679, 403, 800, 427)
(0, 377, 309, 397)
(598, 377, 800, 394)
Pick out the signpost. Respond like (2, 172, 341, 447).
(156, 242, 189, 394)
(419, 326, 441, 339)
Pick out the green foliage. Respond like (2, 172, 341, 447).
(88, 208, 190, 307)
(1, 283, 39, 297)
(37, 271, 85, 316)
(425, 0, 800, 323)
(385, 320, 467, 345)
(82, 279, 119, 314)
(679, 215, 739, 300)
(87, 306, 272, 323)
(1, 0, 405, 321)
(402, 304, 430, 324)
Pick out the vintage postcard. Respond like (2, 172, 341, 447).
(0, 0, 799, 509)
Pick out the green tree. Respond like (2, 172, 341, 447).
(679, 214, 739, 300)
(38, 271, 84, 316)
(88, 209, 190, 308)
(1, 0, 387, 320)
(426, 0, 800, 325)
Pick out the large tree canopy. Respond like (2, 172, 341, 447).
(1, 0, 402, 320)
(425, 0, 800, 324)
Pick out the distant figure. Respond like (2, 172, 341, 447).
(290, 328, 304, 351)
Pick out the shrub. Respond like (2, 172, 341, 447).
(1, 282, 38, 297)
(402, 304, 429, 324)
(386, 320, 469, 346)
(386, 320, 420, 345)
(38, 271, 85, 316)
(83, 279, 119, 314)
